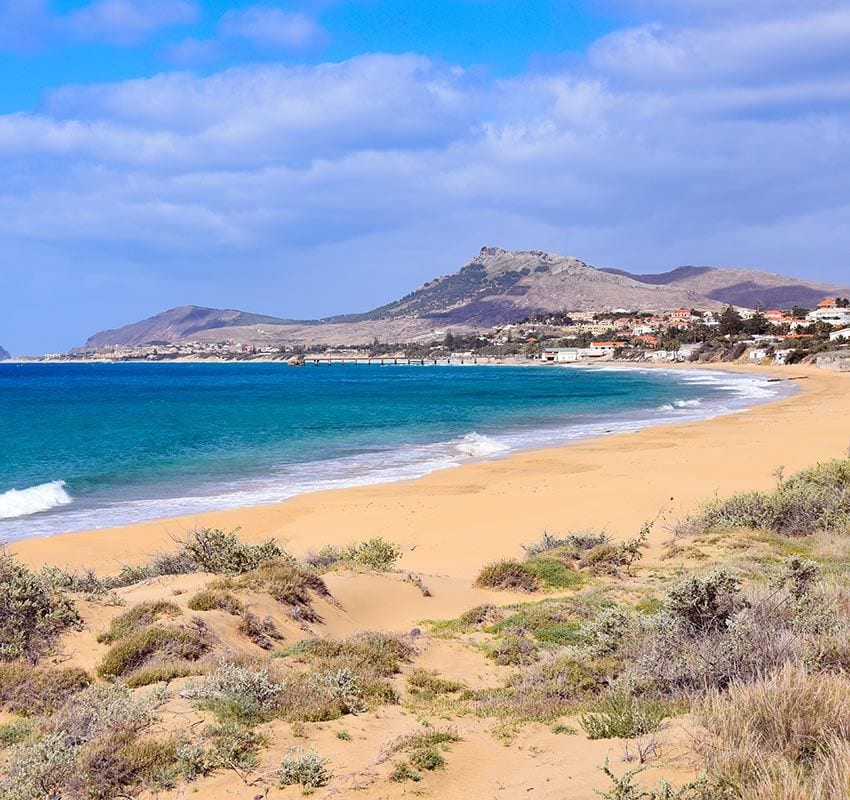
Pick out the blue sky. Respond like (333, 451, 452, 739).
(2, 0, 850, 352)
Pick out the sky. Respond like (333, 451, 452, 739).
(1, 0, 850, 353)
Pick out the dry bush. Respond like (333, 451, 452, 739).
(677, 458, 850, 538)
(458, 603, 504, 627)
(474, 654, 605, 722)
(97, 600, 181, 644)
(277, 747, 332, 789)
(97, 619, 212, 679)
(304, 537, 402, 572)
(288, 632, 414, 679)
(218, 559, 331, 624)
(0, 552, 80, 662)
(620, 562, 847, 696)
(475, 560, 540, 592)
(485, 633, 540, 666)
(523, 530, 610, 558)
(179, 528, 284, 574)
(187, 588, 243, 614)
(698, 664, 850, 800)
(0, 684, 169, 800)
(237, 611, 284, 650)
(407, 668, 466, 697)
(0, 663, 92, 715)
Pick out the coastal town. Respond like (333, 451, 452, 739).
(42, 296, 850, 369)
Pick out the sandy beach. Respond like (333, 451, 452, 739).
(12, 363, 850, 576)
(7, 362, 850, 800)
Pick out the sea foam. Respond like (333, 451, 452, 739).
(452, 432, 511, 457)
(0, 481, 73, 519)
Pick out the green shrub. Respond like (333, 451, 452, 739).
(306, 537, 402, 571)
(177, 721, 263, 778)
(525, 557, 586, 589)
(407, 668, 466, 696)
(579, 606, 631, 657)
(189, 661, 284, 724)
(181, 528, 284, 574)
(681, 458, 850, 537)
(389, 760, 421, 782)
(486, 634, 540, 666)
(410, 746, 445, 771)
(580, 693, 671, 739)
(97, 601, 181, 644)
(0, 553, 80, 661)
(664, 570, 742, 635)
(97, 622, 211, 679)
(348, 537, 402, 570)
(475, 560, 540, 592)
(0, 663, 92, 715)
(278, 747, 332, 790)
(187, 589, 243, 614)
(0, 718, 35, 747)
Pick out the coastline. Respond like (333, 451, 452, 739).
(10, 362, 849, 575)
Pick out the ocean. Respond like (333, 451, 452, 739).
(0, 362, 787, 541)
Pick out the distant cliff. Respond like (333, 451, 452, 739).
(0, 345, 10, 361)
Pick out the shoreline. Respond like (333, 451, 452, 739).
(9, 362, 848, 575)
(2, 362, 793, 542)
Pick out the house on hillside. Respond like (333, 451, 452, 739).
(590, 341, 627, 353)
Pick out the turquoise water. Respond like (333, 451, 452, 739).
(0, 362, 783, 541)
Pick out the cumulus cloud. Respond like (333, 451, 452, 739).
(2, 1, 850, 351)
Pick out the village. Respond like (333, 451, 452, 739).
(48, 296, 850, 368)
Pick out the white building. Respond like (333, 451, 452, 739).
(807, 308, 850, 326)
(540, 348, 580, 363)
(830, 328, 850, 342)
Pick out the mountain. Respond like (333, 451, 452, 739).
(0, 345, 9, 360)
(79, 248, 850, 350)
(330, 248, 714, 326)
(599, 265, 848, 310)
(83, 306, 298, 348)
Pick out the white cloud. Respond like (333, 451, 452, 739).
(219, 6, 326, 49)
(66, 0, 198, 43)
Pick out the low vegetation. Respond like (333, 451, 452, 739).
(384, 728, 460, 782)
(187, 588, 243, 614)
(97, 610, 212, 683)
(698, 665, 850, 799)
(476, 525, 651, 592)
(214, 559, 331, 625)
(278, 747, 332, 790)
(678, 458, 850, 538)
(304, 537, 402, 572)
(0, 683, 174, 800)
(46, 527, 287, 595)
(0, 663, 92, 715)
(0, 552, 80, 662)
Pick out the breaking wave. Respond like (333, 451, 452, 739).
(0, 481, 73, 520)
